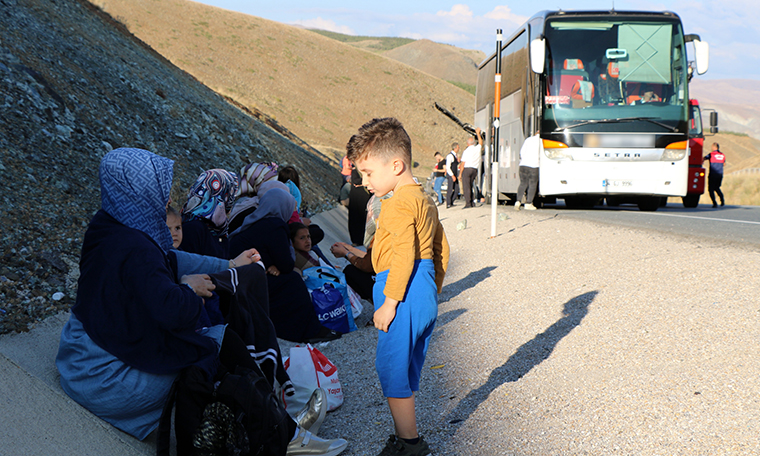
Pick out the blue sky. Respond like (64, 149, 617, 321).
(194, 1, 759, 80)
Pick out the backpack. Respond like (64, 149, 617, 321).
(157, 365, 291, 456)
(448, 152, 459, 176)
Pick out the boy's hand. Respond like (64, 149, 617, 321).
(374, 298, 399, 332)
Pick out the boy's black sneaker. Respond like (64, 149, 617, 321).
(377, 435, 431, 456)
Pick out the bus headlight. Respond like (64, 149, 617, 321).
(542, 139, 571, 160)
(544, 148, 573, 160)
(661, 141, 688, 161)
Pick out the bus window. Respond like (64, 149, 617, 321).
(543, 16, 688, 132)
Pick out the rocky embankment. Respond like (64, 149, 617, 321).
(0, 0, 340, 334)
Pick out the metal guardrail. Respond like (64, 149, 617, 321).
(730, 168, 760, 175)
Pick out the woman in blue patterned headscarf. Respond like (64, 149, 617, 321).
(56, 148, 222, 438)
(56, 149, 348, 454)
(180, 169, 238, 258)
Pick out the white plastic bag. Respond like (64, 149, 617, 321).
(282, 344, 343, 416)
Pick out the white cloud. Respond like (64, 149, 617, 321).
(484, 5, 520, 21)
(436, 4, 474, 18)
(291, 17, 354, 35)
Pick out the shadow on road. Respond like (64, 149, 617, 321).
(444, 290, 597, 430)
(439, 266, 497, 303)
(436, 308, 467, 328)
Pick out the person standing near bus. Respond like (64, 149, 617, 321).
(445, 143, 460, 208)
(703, 142, 726, 208)
(432, 152, 446, 205)
(515, 129, 541, 211)
(460, 128, 483, 209)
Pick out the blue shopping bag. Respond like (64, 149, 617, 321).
(303, 267, 358, 333)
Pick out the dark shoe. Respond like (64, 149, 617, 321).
(377, 435, 431, 456)
(712, 203, 718, 208)
(307, 328, 341, 344)
(446, 205, 452, 209)
(720, 201, 725, 206)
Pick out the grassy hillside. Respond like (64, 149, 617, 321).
(383, 39, 485, 93)
(310, 31, 485, 95)
(308, 29, 414, 52)
(88, 0, 476, 176)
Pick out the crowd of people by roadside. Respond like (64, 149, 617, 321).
(56, 149, 350, 456)
(58, 113, 457, 456)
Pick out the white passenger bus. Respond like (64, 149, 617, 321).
(476, 10, 709, 211)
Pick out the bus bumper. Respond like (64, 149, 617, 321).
(539, 158, 688, 197)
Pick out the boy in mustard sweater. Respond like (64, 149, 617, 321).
(347, 118, 449, 456)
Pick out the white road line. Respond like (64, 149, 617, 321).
(650, 212, 760, 225)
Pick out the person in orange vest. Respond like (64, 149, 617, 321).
(703, 142, 726, 208)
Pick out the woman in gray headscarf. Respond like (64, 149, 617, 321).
(230, 188, 341, 343)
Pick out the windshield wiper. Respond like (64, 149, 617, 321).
(555, 117, 677, 132)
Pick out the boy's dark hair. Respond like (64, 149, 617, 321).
(167, 205, 181, 219)
(277, 165, 300, 189)
(289, 222, 308, 240)
(346, 117, 411, 166)
(434, 151, 442, 157)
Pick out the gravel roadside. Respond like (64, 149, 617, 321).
(296, 203, 760, 455)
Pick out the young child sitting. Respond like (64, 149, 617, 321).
(290, 222, 321, 275)
(166, 205, 183, 249)
(346, 117, 449, 455)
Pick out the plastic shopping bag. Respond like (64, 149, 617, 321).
(311, 283, 351, 333)
(303, 267, 358, 332)
(282, 344, 343, 416)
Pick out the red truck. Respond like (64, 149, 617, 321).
(681, 99, 718, 208)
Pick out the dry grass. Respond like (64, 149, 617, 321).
(87, 0, 475, 176)
(703, 173, 760, 206)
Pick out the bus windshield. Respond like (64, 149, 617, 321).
(542, 16, 688, 133)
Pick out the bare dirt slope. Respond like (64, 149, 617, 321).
(89, 0, 476, 170)
(691, 78, 760, 140)
(383, 39, 485, 88)
(710, 132, 760, 172)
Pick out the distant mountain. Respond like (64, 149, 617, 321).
(88, 0, 476, 172)
(690, 79, 760, 140)
(309, 31, 486, 94)
(383, 39, 485, 94)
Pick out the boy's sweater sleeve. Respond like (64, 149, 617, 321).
(381, 201, 416, 302)
(433, 220, 449, 293)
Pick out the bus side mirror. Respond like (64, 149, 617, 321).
(693, 39, 709, 75)
(530, 38, 545, 74)
(710, 111, 719, 134)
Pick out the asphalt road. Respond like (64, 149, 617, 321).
(539, 201, 760, 247)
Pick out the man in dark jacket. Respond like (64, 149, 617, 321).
(703, 142, 726, 208)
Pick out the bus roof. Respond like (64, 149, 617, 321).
(479, 10, 683, 68)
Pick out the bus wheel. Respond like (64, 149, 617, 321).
(682, 194, 700, 208)
(638, 197, 661, 211)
